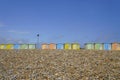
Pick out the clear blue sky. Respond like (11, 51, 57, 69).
(0, 0, 120, 46)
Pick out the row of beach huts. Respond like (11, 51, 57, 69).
(0, 42, 120, 50)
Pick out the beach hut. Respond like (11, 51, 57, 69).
(95, 43, 103, 50)
(64, 43, 71, 49)
(112, 42, 120, 50)
(0, 44, 5, 49)
(6, 44, 14, 49)
(41, 43, 49, 49)
(117, 43, 120, 50)
(104, 43, 112, 50)
(20, 44, 29, 49)
(85, 43, 94, 50)
(56, 43, 64, 49)
(14, 44, 20, 49)
(28, 44, 36, 49)
(72, 43, 80, 50)
(49, 43, 56, 49)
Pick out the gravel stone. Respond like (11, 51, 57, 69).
(0, 50, 120, 80)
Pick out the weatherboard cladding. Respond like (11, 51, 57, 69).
(49, 43, 56, 49)
(56, 43, 64, 49)
(117, 43, 120, 50)
(85, 43, 94, 50)
(104, 43, 111, 50)
(28, 44, 36, 49)
(0, 44, 5, 49)
(20, 44, 29, 49)
(64, 43, 72, 49)
(95, 43, 103, 50)
(6, 44, 14, 49)
(112, 43, 117, 50)
(41, 44, 49, 49)
(72, 43, 80, 50)
(14, 44, 20, 49)
(112, 43, 120, 50)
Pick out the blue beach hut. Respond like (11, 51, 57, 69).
(57, 43, 64, 49)
(104, 43, 112, 50)
(14, 44, 20, 49)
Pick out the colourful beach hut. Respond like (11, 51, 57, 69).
(104, 43, 112, 50)
(64, 43, 71, 49)
(72, 43, 80, 50)
(49, 43, 56, 49)
(20, 44, 29, 49)
(85, 43, 94, 50)
(0, 44, 5, 49)
(6, 44, 14, 49)
(95, 43, 103, 50)
(56, 43, 64, 49)
(28, 44, 36, 49)
(41, 43, 49, 49)
(117, 43, 120, 50)
(112, 42, 120, 50)
(14, 44, 20, 49)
